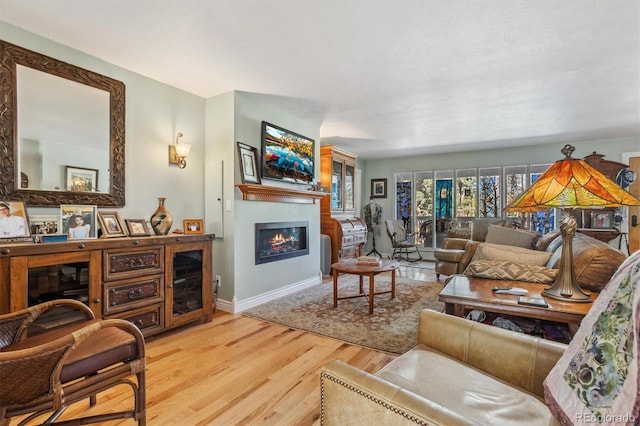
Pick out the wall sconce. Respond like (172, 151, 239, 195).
(168, 132, 192, 169)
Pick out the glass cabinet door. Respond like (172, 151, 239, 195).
(331, 159, 343, 210)
(345, 163, 355, 210)
(171, 249, 203, 318)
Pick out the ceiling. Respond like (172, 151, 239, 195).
(1, 1, 638, 159)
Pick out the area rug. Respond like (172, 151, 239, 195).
(243, 275, 444, 354)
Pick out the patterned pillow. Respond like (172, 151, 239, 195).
(485, 224, 538, 249)
(544, 250, 640, 425)
(472, 243, 553, 267)
(464, 260, 558, 284)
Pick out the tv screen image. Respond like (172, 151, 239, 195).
(261, 121, 315, 184)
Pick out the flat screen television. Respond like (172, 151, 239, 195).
(261, 121, 315, 185)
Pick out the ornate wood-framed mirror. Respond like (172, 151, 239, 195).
(0, 40, 125, 207)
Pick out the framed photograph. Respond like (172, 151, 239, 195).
(371, 178, 387, 198)
(29, 214, 60, 235)
(125, 219, 152, 237)
(97, 211, 128, 238)
(237, 142, 260, 184)
(591, 211, 613, 229)
(66, 166, 99, 192)
(184, 219, 204, 234)
(0, 200, 30, 240)
(60, 205, 97, 239)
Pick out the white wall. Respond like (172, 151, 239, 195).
(206, 91, 325, 311)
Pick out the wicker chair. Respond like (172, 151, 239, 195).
(385, 219, 423, 262)
(0, 299, 146, 425)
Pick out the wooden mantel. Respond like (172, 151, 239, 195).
(236, 183, 328, 204)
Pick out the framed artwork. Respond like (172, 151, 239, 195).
(97, 211, 128, 238)
(125, 219, 152, 237)
(29, 214, 60, 235)
(237, 142, 260, 184)
(0, 200, 31, 240)
(60, 205, 97, 239)
(371, 178, 387, 198)
(591, 211, 613, 229)
(66, 166, 99, 192)
(184, 219, 204, 234)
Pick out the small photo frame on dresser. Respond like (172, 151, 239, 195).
(60, 205, 97, 240)
(0, 200, 31, 241)
(125, 219, 152, 237)
(97, 211, 128, 238)
(184, 219, 204, 234)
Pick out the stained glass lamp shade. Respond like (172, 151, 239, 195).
(504, 144, 640, 302)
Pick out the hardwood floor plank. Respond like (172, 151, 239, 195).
(13, 309, 399, 425)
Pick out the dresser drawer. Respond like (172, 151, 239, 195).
(107, 303, 164, 336)
(104, 247, 164, 280)
(103, 275, 164, 315)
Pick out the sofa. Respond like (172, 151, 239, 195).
(320, 250, 640, 425)
(438, 223, 626, 292)
(434, 218, 521, 280)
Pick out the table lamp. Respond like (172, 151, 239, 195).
(504, 144, 640, 302)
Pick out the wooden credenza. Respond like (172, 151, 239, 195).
(0, 234, 214, 336)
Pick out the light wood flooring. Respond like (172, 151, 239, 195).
(19, 264, 436, 425)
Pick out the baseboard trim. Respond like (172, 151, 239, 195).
(216, 273, 322, 313)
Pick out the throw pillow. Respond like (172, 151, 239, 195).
(464, 260, 558, 284)
(544, 250, 640, 425)
(485, 224, 538, 249)
(472, 243, 553, 267)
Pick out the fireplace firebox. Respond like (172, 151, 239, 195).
(255, 221, 309, 265)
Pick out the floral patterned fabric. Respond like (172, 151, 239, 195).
(544, 250, 640, 425)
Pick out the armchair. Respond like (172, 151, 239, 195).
(385, 219, 423, 262)
(0, 299, 146, 425)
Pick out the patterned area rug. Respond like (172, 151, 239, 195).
(243, 275, 444, 354)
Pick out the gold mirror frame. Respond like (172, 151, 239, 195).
(0, 40, 125, 207)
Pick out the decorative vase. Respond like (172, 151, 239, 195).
(150, 197, 173, 235)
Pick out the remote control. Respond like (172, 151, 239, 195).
(492, 287, 528, 296)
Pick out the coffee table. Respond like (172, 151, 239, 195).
(331, 259, 399, 314)
(439, 275, 596, 326)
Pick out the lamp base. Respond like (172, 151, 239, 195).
(542, 283, 592, 303)
(542, 209, 592, 303)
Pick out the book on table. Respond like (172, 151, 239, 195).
(355, 255, 382, 267)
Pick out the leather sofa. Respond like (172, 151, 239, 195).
(320, 309, 565, 425)
(458, 230, 625, 293)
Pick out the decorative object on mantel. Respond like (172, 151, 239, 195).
(168, 132, 192, 169)
(504, 144, 640, 303)
(236, 183, 327, 204)
(150, 197, 173, 235)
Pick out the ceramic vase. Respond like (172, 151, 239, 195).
(150, 197, 173, 235)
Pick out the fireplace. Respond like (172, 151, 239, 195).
(255, 221, 309, 265)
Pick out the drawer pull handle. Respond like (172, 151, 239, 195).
(128, 288, 145, 299)
(129, 258, 146, 269)
(135, 319, 145, 327)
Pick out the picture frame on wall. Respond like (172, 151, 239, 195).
(66, 166, 98, 192)
(125, 219, 152, 237)
(97, 211, 128, 238)
(371, 178, 387, 198)
(237, 142, 260, 184)
(184, 219, 204, 234)
(60, 204, 97, 239)
(0, 200, 31, 240)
